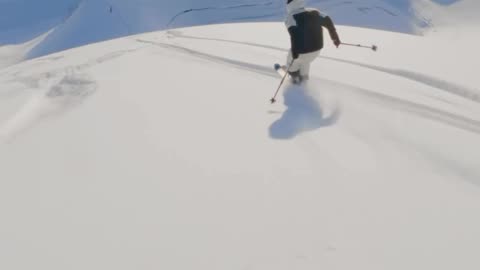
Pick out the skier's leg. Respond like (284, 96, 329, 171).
(286, 51, 302, 84)
(287, 51, 300, 68)
(299, 50, 321, 81)
(300, 62, 311, 81)
(292, 53, 310, 83)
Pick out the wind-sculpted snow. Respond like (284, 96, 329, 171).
(0, 72, 96, 143)
(0, 30, 51, 69)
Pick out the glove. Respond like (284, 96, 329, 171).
(333, 38, 341, 48)
(331, 31, 341, 48)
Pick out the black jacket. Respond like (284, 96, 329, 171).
(286, 9, 339, 55)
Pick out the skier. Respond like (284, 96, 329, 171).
(284, 0, 341, 84)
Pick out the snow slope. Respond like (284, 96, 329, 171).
(28, 0, 417, 59)
(0, 0, 79, 44)
(0, 30, 52, 69)
(421, 0, 480, 35)
(1, 22, 480, 269)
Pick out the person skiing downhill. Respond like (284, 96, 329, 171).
(284, 0, 341, 84)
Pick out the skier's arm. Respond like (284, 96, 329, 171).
(288, 26, 299, 59)
(322, 16, 341, 47)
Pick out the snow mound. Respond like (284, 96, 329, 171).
(1, 22, 480, 269)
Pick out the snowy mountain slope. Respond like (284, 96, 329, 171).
(0, 30, 52, 69)
(1, 22, 480, 269)
(1, 0, 467, 63)
(0, 0, 79, 44)
(28, 0, 414, 58)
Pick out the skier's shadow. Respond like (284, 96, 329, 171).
(269, 85, 340, 139)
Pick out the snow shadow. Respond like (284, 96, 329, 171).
(269, 84, 340, 139)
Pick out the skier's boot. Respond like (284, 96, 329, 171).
(288, 70, 302, 84)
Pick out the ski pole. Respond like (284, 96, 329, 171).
(341, 42, 378, 52)
(270, 58, 295, 104)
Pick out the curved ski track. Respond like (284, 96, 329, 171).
(134, 34, 480, 135)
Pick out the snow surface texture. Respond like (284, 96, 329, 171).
(1, 22, 480, 269)
(0, 0, 471, 61)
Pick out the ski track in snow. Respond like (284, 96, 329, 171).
(322, 78, 480, 134)
(135, 35, 480, 136)
(167, 30, 480, 104)
(2, 29, 479, 144)
(322, 57, 480, 103)
(136, 38, 276, 77)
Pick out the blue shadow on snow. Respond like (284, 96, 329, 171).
(269, 84, 340, 140)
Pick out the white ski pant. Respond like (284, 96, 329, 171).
(286, 50, 321, 77)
